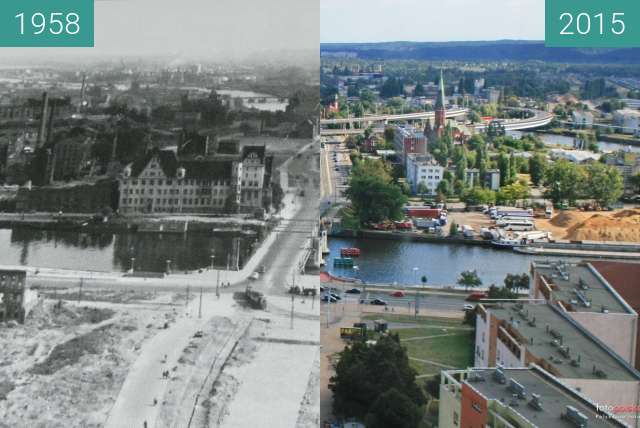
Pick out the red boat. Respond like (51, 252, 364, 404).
(340, 247, 361, 257)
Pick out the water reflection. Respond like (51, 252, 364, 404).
(0, 228, 252, 273)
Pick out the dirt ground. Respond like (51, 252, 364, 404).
(536, 208, 640, 242)
(447, 211, 493, 234)
(0, 290, 184, 428)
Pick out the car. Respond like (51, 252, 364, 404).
(249, 272, 260, 280)
(322, 295, 337, 303)
(370, 298, 387, 306)
(320, 286, 326, 293)
(389, 291, 405, 297)
(345, 288, 361, 294)
(463, 304, 475, 311)
(330, 293, 342, 301)
(193, 330, 204, 338)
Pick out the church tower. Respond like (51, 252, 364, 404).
(434, 68, 446, 137)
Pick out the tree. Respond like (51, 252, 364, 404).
(498, 153, 511, 186)
(417, 182, 429, 196)
(364, 388, 422, 428)
(544, 159, 586, 207)
(504, 273, 530, 294)
(630, 173, 640, 193)
(347, 159, 408, 225)
(330, 334, 425, 421)
(529, 153, 548, 186)
(436, 180, 451, 197)
(463, 187, 496, 206)
(497, 182, 530, 206)
(457, 270, 482, 291)
(421, 275, 428, 284)
(584, 163, 623, 208)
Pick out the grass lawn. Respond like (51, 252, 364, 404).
(362, 314, 475, 376)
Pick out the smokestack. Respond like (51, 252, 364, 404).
(79, 73, 86, 113)
(46, 101, 55, 145)
(37, 92, 49, 148)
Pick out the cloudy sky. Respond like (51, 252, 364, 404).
(1, 0, 318, 61)
(321, 0, 544, 43)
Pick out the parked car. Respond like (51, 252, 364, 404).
(322, 295, 337, 303)
(463, 304, 475, 312)
(345, 288, 362, 294)
(370, 298, 387, 306)
(389, 291, 405, 297)
(330, 293, 342, 301)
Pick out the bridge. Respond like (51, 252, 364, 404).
(320, 108, 554, 136)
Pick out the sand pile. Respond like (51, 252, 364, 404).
(565, 209, 640, 242)
(550, 211, 585, 228)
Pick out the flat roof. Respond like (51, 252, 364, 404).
(460, 367, 626, 427)
(487, 302, 639, 381)
(534, 261, 630, 314)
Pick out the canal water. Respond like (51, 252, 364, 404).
(0, 227, 254, 273)
(326, 237, 566, 287)
(509, 131, 640, 153)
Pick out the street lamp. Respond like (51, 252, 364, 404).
(130, 257, 136, 272)
(210, 252, 215, 271)
(166, 259, 171, 275)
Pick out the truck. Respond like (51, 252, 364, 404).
(340, 327, 365, 340)
(406, 206, 442, 219)
(245, 286, 267, 310)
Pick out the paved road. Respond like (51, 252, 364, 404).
(323, 289, 468, 312)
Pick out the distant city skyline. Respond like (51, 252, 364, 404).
(321, 0, 544, 43)
(0, 0, 318, 64)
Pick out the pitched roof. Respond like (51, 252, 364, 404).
(180, 160, 233, 180)
(241, 145, 266, 161)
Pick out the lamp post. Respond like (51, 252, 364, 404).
(413, 267, 420, 318)
(166, 259, 171, 275)
(130, 257, 136, 273)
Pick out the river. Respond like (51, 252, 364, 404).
(0, 227, 254, 273)
(325, 237, 567, 287)
(509, 131, 640, 153)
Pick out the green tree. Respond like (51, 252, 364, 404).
(365, 388, 421, 428)
(463, 187, 496, 206)
(584, 163, 623, 208)
(330, 334, 425, 421)
(417, 182, 429, 196)
(529, 153, 548, 186)
(544, 160, 586, 206)
(457, 270, 482, 291)
(347, 160, 408, 225)
(497, 182, 530, 205)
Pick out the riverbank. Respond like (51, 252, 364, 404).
(329, 229, 491, 246)
(534, 128, 640, 147)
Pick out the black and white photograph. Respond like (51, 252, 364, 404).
(0, 1, 320, 427)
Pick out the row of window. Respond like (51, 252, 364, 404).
(125, 178, 231, 187)
(123, 187, 228, 196)
(121, 197, 225, 206)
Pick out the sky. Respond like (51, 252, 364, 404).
(321, 0, 544, 43)
(0, 0, 319, 62)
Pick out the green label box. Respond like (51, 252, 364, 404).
(0, 0, 93, 47)
(546, 0, 640, 47)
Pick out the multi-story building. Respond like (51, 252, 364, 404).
(405, 153, 443, 195)
(393, 125, 428, 165)
(572, 110, 594, 128)
(530, 260, 638, 367)
(439, 365, 629, 428)
(613, 109, 640, 135)
(118, 144, 271, 214)
(475, 301, 640, 415)
(589, 261, 640, 368)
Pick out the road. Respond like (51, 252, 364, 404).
(101, 138, 320, 428)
